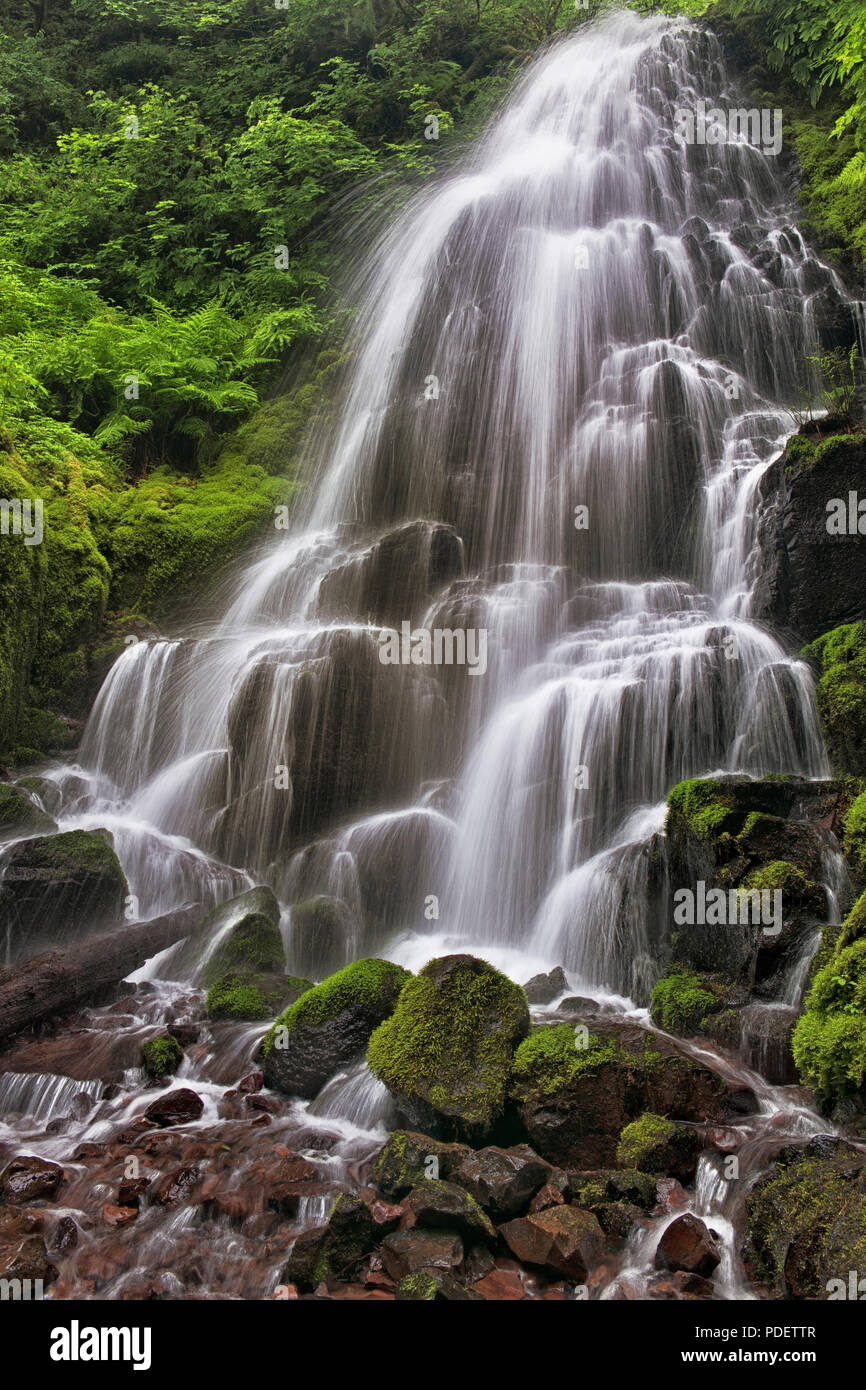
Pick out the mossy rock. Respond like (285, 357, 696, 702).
(650, 967, 725, 1036)
(141, 1033, 183, 1079)
(568, 1168, 657, 1211)
(289, 895, 354, 979)
(201, 912, 285, 987)
(744, 1140, 866, 1298)
(367, 955, 530, 1144)
(0, 782, 56, 840)
(842, 791, 866, 877)
(792, 933, 866, 1106)
(804, 623, 866, 778)
(666, 779, 740, 844)
(616, 1113, 699, 1180)
(739, 860, 826, 917)
(207, 971, 311, 1021)
(261, 957, 411, 1098)
(282, 1193, 375, 1293)
(0, 827, 127, 962)
(181, 885, 281, 982)
(370, 1130, 472, 1201)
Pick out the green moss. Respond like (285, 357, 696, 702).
(843, 792, 866, 877)
(793, 921, 866, 1102)
(141, 1034, 183, 1079)
(510, 1024, 635, 1100)
(207, 971, 312, 1021)
(839, 891, 866, 950)
(616, 1113, 676, 1169)
(367, 957, 529, 1130)
(262, 958, 411, 1055)
(202, 911, 285, 986)
(665, 779, 736, 840)
(650, 968, 721, 1035)
(804, 623, 866, 778)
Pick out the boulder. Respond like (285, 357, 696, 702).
(316, 520, 464, 627)
(655, 1214, 721, 1278)
(0, 1155, 64, 1205)
(450, 1144, 552, 1221)
(142, 1088, 204, 1128)
(261, 958, 411, 1098)
(523, 967, 569, 1004)
(141, 1033, 184, 1080)
(289, 896, 354, 978)
(370, 1130, 472, 1201)
(367, 954, 530, 1143)
(0, 783, 55, 841)
(616, 1114, 701, 1182)
(380, 1228, 464, 1282)
(0, 829, 128, 962)
(400, 1181, 496, 1244)
(207, 972, 310, 1022)
(193, 886, 282, 985)
(498, 1207, 604, 1281)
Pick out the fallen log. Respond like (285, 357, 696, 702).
(0, 905, 202, 1044)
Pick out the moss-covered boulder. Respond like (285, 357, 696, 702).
(0, 827, 127, 961)
(201, 912, 285, 987)
(289, 895, 354, 979)
(650, 967, 730, 1036)
(842, 790, 866, 876)
(400, 1180, 496, 1244)
(792, 924, 866, 1110)
(370, 1130, 472, 1201)
(804, 623, 866, 777)
(744, 1138, 866, 1298)
(261, 957, 411, 1098)
(282, 1193, 375, 1293)
(141, 1033, 184, 1080)
(367, 955, 530, 1144)
(616, 1113, 700, 1181)
(509, 1022, 736, 1168)
(0, 783, 56, 840)
(207, 972, 311, 1022)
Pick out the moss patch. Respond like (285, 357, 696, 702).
(141, 1033, 183, 1079)
(793, 918, 866, 1103)
(650, 968, 723, 1036)
(510, 1023, 635, 1101)
(804, 623, 866, 778)
(666, 779, 737, 841)
(616, 1113, 676, 1169)
(263, 958, 410, 1055)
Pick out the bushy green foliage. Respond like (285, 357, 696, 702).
(510, 1023, 634, 1098)
(665, 778, 736, 840)
(804, 623, 866, 777)
(793, 897, 866, 1102)
(650, 967, 721, 1034)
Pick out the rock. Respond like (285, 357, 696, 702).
(753, 431, 866, 648)
(655, 1214, 721, 1278)
(0, 1234, 58, 1285)
(289, 896, 355, 978)
(395, 1269, 481, 1301)
(472, 1264, 526, 1300)
(805, 622, 866, 778)
(655, 1177, 689, 1214)
(197, 887, 284, 986)
(0, 829, 128, 962)
(141, 1033, 184, 1080)
(316, 520, 464, 627)
(261, 958, 411, 1098)
(370, 1131, 472, 1200)
(523, 967, 569, 1004)
(117, 1177, 151, 1208)
(151, 1166, 201, 1206)
(498, 1207, 604, 1281)
(52, 1216, 79, 1251)
(367, 954, 530, 1143)
(400, 1181, 496, 1243)
(616, 1114, 701, 1182)
(568, 1168, 657, 1211)
(284, 1194, 376, 1292)
(744, 1143, 866, 1298)
(207, 971, 310, 1021)
(380, 1228, 464, 1282)
(451, 1144, 552, 1220)
(142, 1088, 204, 1128)
(102, 1204, 138, 1227)
(529, 1182, 566, 1213)
(0, 1155, 64, 1205)
(0, 783, 56, 841)
(510, 1023, 733, 1167)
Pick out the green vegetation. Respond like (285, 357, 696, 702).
(206, 971, 310, 1020)
(616, 1112, 677, 1168)
(843, 791, 866, 875)
(201, 910, 285, 986)
(509, 1023, 634, 1098)
(804, 623, 866, 777)
(141, 1033, 183, 1077)
(650, 967, 722, 1035)
(665, 778, 736, 840)
(263, 957, 410, 1053)
(793, 895, 866, 1102)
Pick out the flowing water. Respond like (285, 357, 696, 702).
(3, 9, 865, 1299)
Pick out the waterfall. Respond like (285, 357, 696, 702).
(27, 11, 857, 1007)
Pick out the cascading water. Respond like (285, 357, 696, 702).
(2, 9, 864, 1300)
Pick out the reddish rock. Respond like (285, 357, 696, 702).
(529, 1182, 566, 1213)
(655, 1214, 721, 1278)
(236, 1071, 264, 1094)
(142, 1088, 204, 1128)
(0, 1155, 64, 1205)
(654, 1177, 688, 1215)
(0, 1234, 58, 1284)
(53, 1216, 79, 1251)
(102, 1203, 138, 1228)
(499, 1207, 604, 1281)
(118, 1176, 152, 1208)
(151, 1165, 201, 1206)
(472, 1265, 526, 1300)
(380, 1228, 464, 1282)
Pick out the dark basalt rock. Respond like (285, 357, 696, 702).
(316, 519, 464, 627)
(370, 1130, 472, 1201)
(0, 828, 128, 963)
(523, 967, 569, 1004)
(0, 1154, 64, 1205)
(450, 1144, 552, 1221)
(142, 1088, 204, 1128)
(498, 1206, 605, 1281)
(655, 1213, 721, 1278)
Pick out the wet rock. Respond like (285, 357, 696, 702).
(0, 828, 128, 962)
(380, 1228, 465, 1282)
(199, 891, 285, 987)
(523, 967, 569, 1004)
(368, 954, 530, 1143)
(141, 1033, 184, 1080)
(400, 1181, 496, 1244)
(451, 1144, 552, 1221)
(261, 958, 411, 1099)
(471, 1263, 527, 1300)
(655, 1214, 721, 1278)
(370, 1130, 472, 1200)
(289, 896, 354, 979)
(207, 971, 310, 1022)
(654, 1177, 689, 1215)
(142, 1088, 204, 1128)
(152, 1165, 201, 1207)
(616, 1114, 701, 1182)
(52, 1216, 79, 1251)
(0, 1234, 58, 1285)
(498, 1207, 604, 1281)
(316, 520, 464, 627)
(283, 1194, 377, 1291)
(0, 783, 56, 841)
(102, 1203, 138, 1227)
(117, 1177, 152, 1208)
(395, 1269, 481, 1301)
(0, 1155, 64, 1205)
